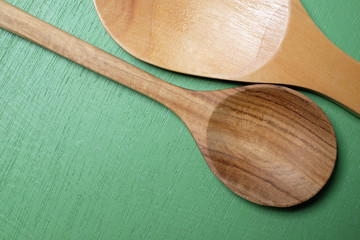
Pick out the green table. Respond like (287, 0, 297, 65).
(1, 0, 359, 239)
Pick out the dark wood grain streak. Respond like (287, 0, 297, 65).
(229, 95, 335, 157)
(205, 149, 303, 200)
(212, 91, 336, 155)
(243, 88, 334, 129)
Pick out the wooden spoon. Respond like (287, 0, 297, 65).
(0, 1, 337, 207)
(93, 0, 360, 115)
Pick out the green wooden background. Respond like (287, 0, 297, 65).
(0, 0, 359, 239)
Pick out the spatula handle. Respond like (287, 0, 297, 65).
(291, 0, 360, 115)
(0, 0, 189, 110)
(247, 0, 360, 116)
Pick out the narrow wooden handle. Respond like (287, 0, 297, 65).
(0, 0, 188, 110)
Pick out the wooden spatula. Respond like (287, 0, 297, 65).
(94, 0, 360, 115)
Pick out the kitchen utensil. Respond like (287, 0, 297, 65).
(93, 0, 360, 115)
(0, 0, 337, 207)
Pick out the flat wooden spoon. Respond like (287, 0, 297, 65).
(0, 0, 337, 207)
(93, 0, 360, 115)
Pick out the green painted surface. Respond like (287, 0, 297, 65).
(0, 0, 359, 239)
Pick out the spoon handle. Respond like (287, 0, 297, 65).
(0, 0, 189, 111)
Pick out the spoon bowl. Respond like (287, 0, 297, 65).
(0, 0, 337, 207)
(184, 85, 336, 207)
(94, 0, 360, 115)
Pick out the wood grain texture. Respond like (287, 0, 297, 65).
(94, 0, 289, 77)
(94, 0, 360, 115)
(0, 0, 359, 239)
(190, 86, 336, 207)
(0, 0, 336, 207)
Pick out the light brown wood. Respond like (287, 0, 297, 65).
(0, 0, 337, 207)
(93, 0, 360, 116)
